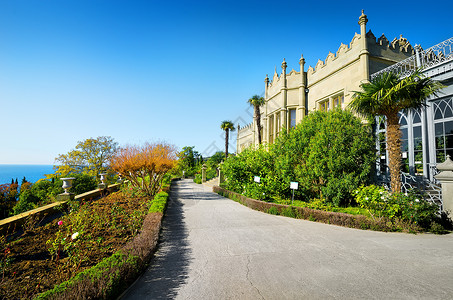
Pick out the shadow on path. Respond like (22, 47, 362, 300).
(121, 181, 192, 299)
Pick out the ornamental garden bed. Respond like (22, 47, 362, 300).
(0, 184, 170, 299)
(213, 186, 450, 233)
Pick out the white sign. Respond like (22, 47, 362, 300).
(290, 182, 299, 190)
(254, 176, 261, 183)
(402, 152, 408, 159)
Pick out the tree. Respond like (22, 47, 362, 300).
(53, 136, 118, 179)
(0, 184, 17, 218)
(349, 70, 443, 193)
(272, 109, 376, 206)
(247, 95, 265, 144)
(220, 120, 235, 159)
(206, 151, 225, 169)
(111, 142, 177, 197)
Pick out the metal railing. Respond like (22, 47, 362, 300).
(375, 164, 442, 207)
(371, 37, 453, 81)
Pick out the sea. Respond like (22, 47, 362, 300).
(0, 164, 55, 185)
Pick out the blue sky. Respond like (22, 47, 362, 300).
(0, 0, 452, 164)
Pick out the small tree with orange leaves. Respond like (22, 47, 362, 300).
(111, 143, 177, 197)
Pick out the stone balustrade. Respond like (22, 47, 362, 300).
(0, 183, 121, 235)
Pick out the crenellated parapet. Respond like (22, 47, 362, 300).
(368, 31, 414, 53)
(238, 122, 253, 133)
(305, 32, 413, 77)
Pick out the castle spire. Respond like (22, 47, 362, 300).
(264, 74, 269, 99)
(281, 58, 287, 71)
(299, 54, 305, 65)
(358, 9, 368, 26)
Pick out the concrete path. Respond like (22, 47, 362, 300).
(122, 179, 453, 299)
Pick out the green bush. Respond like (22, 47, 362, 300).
(267, 207, 278, 215)
(272, 109, 375, 206)
(193, 174, 202, 184)
(148, 191, 169, 213)
(354, 185, 440, 228)
(221, 145, 282, 199)
(221, 110, 375, 206)
(70, 173, 97, 195)
(13, 189, 40, 215)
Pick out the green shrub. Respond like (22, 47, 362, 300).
(354, 185, 440, 229)
(272, 109, 375, 206)
(221, 110, 375, 207)
(13, 189, 39, 215)
(281, 207, 296, 218)
(267, 207, 278, 215)
(148, 191, 169, 213)
(70, 173, 97, 195)
(193, 174, 202, 184)
(221, 145, 282, 199)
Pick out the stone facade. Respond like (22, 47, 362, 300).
(237, 11, 414, 152)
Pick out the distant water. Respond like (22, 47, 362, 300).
(0, 165, 55, 185)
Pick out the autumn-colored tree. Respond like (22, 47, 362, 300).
(111, 142, 177, 197)
(53, 136, 118, 179)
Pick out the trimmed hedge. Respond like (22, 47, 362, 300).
(35, 184, 172, 299)
(213, 186, 420, 232)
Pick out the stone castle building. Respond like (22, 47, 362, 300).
(237, 11, 414, 151)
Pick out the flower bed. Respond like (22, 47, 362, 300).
(0, 184, 171, 299)
(213, 186, 432, 233)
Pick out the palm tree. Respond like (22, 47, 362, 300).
(247, 95, 265, 144)
(349, 70, 442, 193)
(220, 120, 235, 159)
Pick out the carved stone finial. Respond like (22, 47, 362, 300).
(282, 58, 287, 70)
(265, 74, 269, 85)
(358, 9, 368, 25)
(398, 35, 408, 46)
(299, 54, 305, 65)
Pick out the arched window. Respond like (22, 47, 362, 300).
(433, 97, 453, 162)
(399, 112, 410, 173)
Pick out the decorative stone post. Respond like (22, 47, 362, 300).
(435, 155, 453, 214)
(57, 177, 75, 201)
(202, 164, 207, 183)
(281, 58, 288, 130)
(358, 10, 370, 82)
(99, 173, 107, 190)
(219, 162, 225, 185)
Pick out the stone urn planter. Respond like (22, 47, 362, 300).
(60, 177, 75, 194)
(57, 177, 76, 201)
(99, 173, 108, 190)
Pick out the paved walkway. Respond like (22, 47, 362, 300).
(122, 179, 453, 299)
